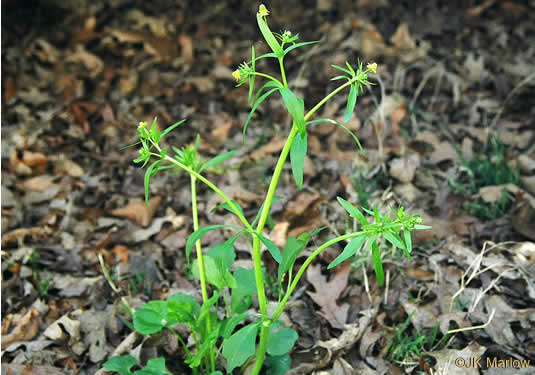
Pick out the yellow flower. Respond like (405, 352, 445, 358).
(367, 62, 377, 74)
(232, 69, 241, 81)
(258, 4, 269, 17)
(138, 121, 147, 130)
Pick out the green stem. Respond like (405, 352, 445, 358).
(271, 231, 368, 322)
(251, 324, 270, 375)
(251, 72, 283, 88)
(279, 58, 288, 87)
(249, 79, 356, 375)
(190, 175, 215, 372)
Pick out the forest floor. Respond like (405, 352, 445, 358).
(2, 0, 535, 374)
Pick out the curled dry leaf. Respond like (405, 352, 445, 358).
(270, 221, 290, 249)
(22, 175, 57, 192)
(43, 313, 81, 341)
(1, 309, 40, 350)
(179, 33, 194, 64)
(389, 154, 420, 183)
(110, 196, 162, 227)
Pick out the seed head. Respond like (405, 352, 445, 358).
(258, 4, 269, 17)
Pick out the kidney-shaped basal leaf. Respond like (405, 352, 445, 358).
(265, 353, 292, 375)
(290, 130, 307, 189)
(166, 293, 200, 325)
(133, 301, 167, 335)
(327, 234, 367, 269)
(267, 323, 298, 357)
(133, 357, 171, 375)
(192, 256, 236, 290)
(103, 355, 137, 375)
(207, 234, 240, 272)
(223, 321, 261, 373)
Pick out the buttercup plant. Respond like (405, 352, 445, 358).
(104, 5, 429, 375)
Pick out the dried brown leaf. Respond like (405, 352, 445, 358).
(110, 196, 161, 227)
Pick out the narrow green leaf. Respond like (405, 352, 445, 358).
(185, 225, 243, 263)
(371, 240, 384, 286)
(251, 196, 282, 227)
(212, 200, 244, 218)
(330, 75, 351, 81)
(345, 61, 356, 76)
(327, 234, 367, 269)
(384, 230, 411, 260)
(222, 313, 253, 339)
(290, 130, 307, 189)
(306, 118, 364, 153)
(198, 290, 219, 323)
(267, 325, 298, 356)
(223, 322, 261, 373)
(199, 150, 238, 172)
(337, 197, 368, 226)
(344, 84, 358, 123)
(414, 224, 432, 230)
(404, 228, 413, 256)
(103, 355, 136, 375)
(254, 81, 282, 102)
(278, 237, 304, 286)
(256, 233, 282, 263)
(256, 13, 284, 57)
(144, 160, 162, 203)
(249, 46, 256, 103)
(279, 87, 306, 134)
(331, 64, 352, 75)
(283, 40, 320, 55)
(243, 87, 280, 141)
(253, 52, 278, 60)
(160, 119, 187, 140)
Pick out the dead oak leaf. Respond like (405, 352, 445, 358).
(110, 196, 161, 227)
(1, 309, 40, 350)
(307, 262, 351, 329)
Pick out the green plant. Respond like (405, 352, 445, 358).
(450, 136, 519, 220)
(385, 313, 452, 366)
(104, 5, 429, 375)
